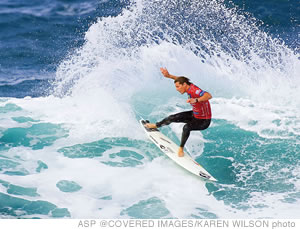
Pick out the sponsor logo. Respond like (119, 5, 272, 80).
(150, 136, 159, 145)
(167, 147, 175, 153)
(160, 145, 169, 152)
(160, 137, 171, 144)
(199, 171, 211, 179)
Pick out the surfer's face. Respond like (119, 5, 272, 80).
(175, 82, 188, 94)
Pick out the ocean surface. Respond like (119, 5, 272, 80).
(0, 0, 299, 219)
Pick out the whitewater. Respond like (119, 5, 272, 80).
(0, 0, 299, 218)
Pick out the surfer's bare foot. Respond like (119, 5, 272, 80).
(145, 123, 157, 129)
(178, 147, 184, 157)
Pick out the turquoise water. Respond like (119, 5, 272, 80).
(0, 0, 299, 219)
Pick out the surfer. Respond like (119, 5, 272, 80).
(145, 67, 212, 157)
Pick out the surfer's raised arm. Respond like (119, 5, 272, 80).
(160, 67, 178, 80)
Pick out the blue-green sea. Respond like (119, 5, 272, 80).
(0, 0, 299, 218)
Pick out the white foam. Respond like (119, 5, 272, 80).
(212, 97, 300, 139)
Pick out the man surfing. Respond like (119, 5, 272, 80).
(145, 67, 212, 157)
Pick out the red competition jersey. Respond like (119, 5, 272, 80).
(187, 84, 212, 119)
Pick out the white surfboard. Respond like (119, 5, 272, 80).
(140, 119, 217, 182)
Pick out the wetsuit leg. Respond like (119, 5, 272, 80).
(155, 111, 211, 148)
(155, 111, 194, 128)
(180, 119, 211, 147)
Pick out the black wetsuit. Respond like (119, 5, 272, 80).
(156, 111, 211, 148)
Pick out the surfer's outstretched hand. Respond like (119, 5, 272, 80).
(160, 67, 170, 78)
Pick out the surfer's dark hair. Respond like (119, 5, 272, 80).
(174, 76, 191, 85)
